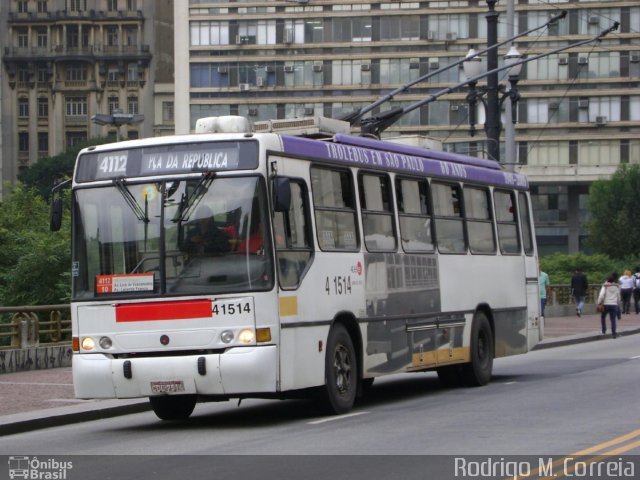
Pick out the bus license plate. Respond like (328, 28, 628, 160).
(150, 380, 185, 394)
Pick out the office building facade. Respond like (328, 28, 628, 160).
(173, 0, 640, 254)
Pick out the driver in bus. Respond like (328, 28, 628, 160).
(185, 206, 231, 256)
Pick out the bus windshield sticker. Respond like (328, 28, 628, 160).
(76, 141, 259, 182)
(96, 274, 155, 294)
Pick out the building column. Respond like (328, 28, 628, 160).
(567, 185, 581, 253)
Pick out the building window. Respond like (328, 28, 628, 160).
(17, 28, 29, 48)
(69, 0, 85, 12)
(18, 98, 29, 118)
(108, 96, 120, 114)
(66, 96, 88, 116)
(38, 132, 49, 154)
(19, 132, 29, 152)
(66, 65, 87, 81)
(162, 102, 174, 123)
(107, 0, 118, 11)
(18, 1, 28, 13)
(107, 27, 119, 47)
(127, 0, 137, 11)
(37, 29, 48, 48)
(38, 1, 48, 13)
(128, 96, 139, 114)
(66, 131, 87, 148)
(38, 97, 49, 117)
(190, 21, 230, 46)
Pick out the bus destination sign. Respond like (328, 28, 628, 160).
(76, 140, 258, 183)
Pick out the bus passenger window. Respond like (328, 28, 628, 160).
(396, 178, 434, 252)
(518, 192, 534, 255)
(464, 187, 496, 254)
(275, 179, 313, 289)
(432, 182, 466, 254)
(359, 173, 396, 252)
(310, 167, 358, 251)
(494, 190, 520, 254)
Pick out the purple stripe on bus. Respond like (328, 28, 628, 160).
(280, 135, 529, 190)
(333, 134, 501, 170)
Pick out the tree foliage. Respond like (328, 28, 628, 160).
(587, 164, 640, 259)
(0, 184, 71, 305)
(17, 136, 114, 199)
(540, 252, 640, 286)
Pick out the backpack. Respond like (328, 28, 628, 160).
(634, 274, 640, 290)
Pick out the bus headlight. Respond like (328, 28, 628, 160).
(99, 336, 113, 350)
(238, 329, 255, 344)
(220, 330, 235, 344)
(81, 337, 96, 351)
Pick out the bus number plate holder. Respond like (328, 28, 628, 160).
(150, 380, 185, 394)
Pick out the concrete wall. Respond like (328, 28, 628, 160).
(0, 344, 72, 374)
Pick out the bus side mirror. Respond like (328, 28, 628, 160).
(273, 177, 291, 212)
(50, 197, 63, 231)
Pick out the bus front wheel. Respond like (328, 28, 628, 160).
(319, 323, 358, 414)
(149, 394, 197, 420)
(462, 313, 494, 386)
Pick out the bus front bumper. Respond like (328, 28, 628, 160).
(72, 345, 277, 399)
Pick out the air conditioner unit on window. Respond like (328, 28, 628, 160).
(549, 102, 560, 110)
(217, 66, 228, 74)
(595, 116, 608, 125)
(265, 65, 275, 73)
(630, 54, 640, 63)
(248, 107, 258, 117)
(558, 57, 568, 66)
(256, 77, 264, 87)
(578, 57, 589, 65)
(361, 63, 371, 72)
(284, 65, 294, 73)
(429, 61, 440, 70)
(312, 63, 323, 73)
(239, 83, 250, 92)
(304, 107, 314, 116)
(445, 32, 457, 41)
(578, 99, 589, 108)
(450, 105, 459, 111)
(409, 58, 420, 69)
(588, 16, 600, 25)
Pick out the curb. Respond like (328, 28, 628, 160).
(0, 399, 151, 436)
(533, 327, 640, 350)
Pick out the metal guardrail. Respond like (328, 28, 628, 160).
(0, 305, 71, 349)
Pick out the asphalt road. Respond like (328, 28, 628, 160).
(2, 335, 639, 479)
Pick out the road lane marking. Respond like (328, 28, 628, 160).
(0, 381, 73, 387)
(308, 411, 369, 425)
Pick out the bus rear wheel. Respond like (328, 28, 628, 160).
(149, 394, 197, 420)
(319, 323, 358, 415)
(462, 313, 494, 386)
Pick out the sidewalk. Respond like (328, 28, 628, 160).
(1, 312, 639, 435)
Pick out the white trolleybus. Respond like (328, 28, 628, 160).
(52, 115, 541, 420)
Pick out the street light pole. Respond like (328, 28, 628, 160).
(485, 0, 501, 163)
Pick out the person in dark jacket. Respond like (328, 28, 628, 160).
(570, 268, 589, 317)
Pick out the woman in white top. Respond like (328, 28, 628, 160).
(619, 270, 635, 314)
(598, 274, 621, 338)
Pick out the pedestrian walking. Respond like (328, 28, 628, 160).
(619, 270, 634, 314)
(570, 268, 588, 317)
(633, 267, 640, 314)
(539, 264, 551, 318)
(597, 273, 621, 338)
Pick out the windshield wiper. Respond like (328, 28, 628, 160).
(114, 178, 149, 223)
(174, 172, 216, 223)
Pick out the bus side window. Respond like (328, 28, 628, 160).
(464, 186, 496, 254)
(494, 190, 521, 254)
(432, 182, 466, 254)
(310, 167, 359, 251)
(396, 177, 434, 253)
(359, 172, 397, 252)
(518, 192, 534, 255)
(275, 179, 313, 289)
